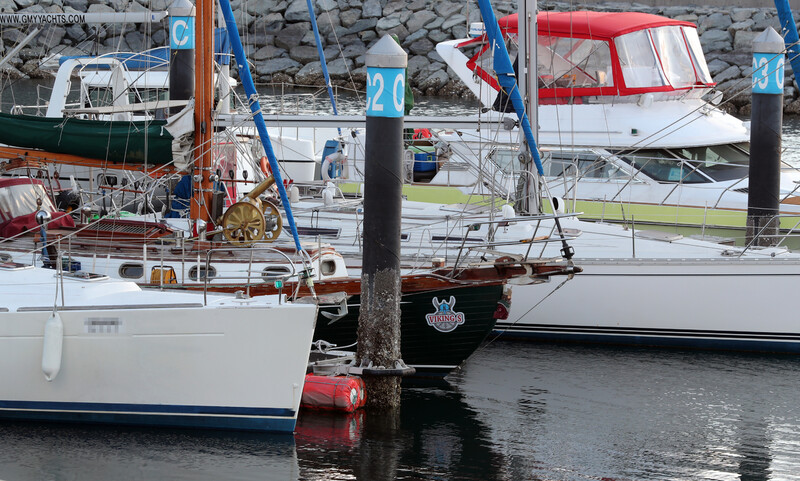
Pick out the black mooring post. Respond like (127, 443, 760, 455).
(747, 27, 785, 246)
(356, 35, 407, 410)
(168, 0, 195, 115)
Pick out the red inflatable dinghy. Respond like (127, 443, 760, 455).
(301, 374, 366, 412)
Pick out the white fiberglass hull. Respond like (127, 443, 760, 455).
(0, 265, 317, 432)
(288, 197, 800, 352)
(502, 258, 800, 351)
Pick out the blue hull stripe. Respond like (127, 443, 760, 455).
(494, 324, 800, 353)
(0, 401, 297, 432)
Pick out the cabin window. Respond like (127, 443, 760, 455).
(615, 30, 667, 88)
(188, 265, 217, 281)
(615, 149, 709, 183)
(538, 37, 614, 88)
(88, 87, 115, 108)
(667, 144, 750, 182)
(544, 152, 625, 180)
(130, 88, 168, 104)
(320, 260, 337, 276)
(262, 266, 291, 281)
(119, 263, 144, 279)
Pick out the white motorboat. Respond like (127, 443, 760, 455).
(240, 11, 800, 234)
(0, 259, 317, 431)
(431, 11, 800, 232)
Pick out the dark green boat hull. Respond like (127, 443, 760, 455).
(0, 112, 173, 164)
(315, 284, 503, 377)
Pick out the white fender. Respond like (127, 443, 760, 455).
(322, 188, 335, 206)
(289, 185, 300, 204)
(42, 311, 64, 381)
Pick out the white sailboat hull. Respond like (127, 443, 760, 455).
(502, 259, 800, 350)
(0, 266, 317, 432)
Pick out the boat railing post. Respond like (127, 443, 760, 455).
(702, 202, 708, 239)
(160, 245, 164, 290)
(631, 215, 636, 258)
(247, 248, 253, 298)
(601, 195, 606, 222)
(57, 236, 64, 306)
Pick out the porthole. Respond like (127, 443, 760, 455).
(320, 260, 336, 276)
(119, 263, 144, 279)
(189, 265, 217, 281)
(262, 266, 291, 281)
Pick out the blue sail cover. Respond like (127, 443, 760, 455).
(476, 0, 544, 175)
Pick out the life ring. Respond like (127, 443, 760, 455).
(259, 156, 271, 176)
(321, 151, 346, 181)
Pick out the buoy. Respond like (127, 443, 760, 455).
(41, 311, 64, 381)
(301, 374, 366, 412)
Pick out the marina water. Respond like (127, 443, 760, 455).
(2, 81, 800, 479)
(2, 342, 800, 480)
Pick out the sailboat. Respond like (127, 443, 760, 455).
(0, 1, 326, 433)
(0, 258, 317, 431)
(0, 2, 581, 378)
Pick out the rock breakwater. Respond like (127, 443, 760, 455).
(1, 0, 799, 114)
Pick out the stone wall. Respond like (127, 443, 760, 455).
(2, 0, 800, 114)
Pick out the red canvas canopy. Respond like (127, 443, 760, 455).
(500, 11, 695, 39)
(460, 11, 712, 101)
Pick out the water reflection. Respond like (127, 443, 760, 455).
(295, 381, 504, 481)
(449, 341, 800, 481)
(0, 421, 299, 480)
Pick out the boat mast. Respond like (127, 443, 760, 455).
(516, 0, 539, 214)
(306, 0, 341, 129)
(190, 0, 215, 223)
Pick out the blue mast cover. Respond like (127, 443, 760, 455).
(476, 0, 544, 176)
(306, 0, 339, 119)
(774, 0, 800, 84)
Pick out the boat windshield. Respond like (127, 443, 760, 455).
(490, 148, 523, 174)
(615, 25, 711, 89)
(538, 36, 614, 88)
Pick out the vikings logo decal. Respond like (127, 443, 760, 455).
(426, 296, 465, 333)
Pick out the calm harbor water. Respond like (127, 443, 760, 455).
(2, 81, 800, 479)
(2, 342, 800, 480)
